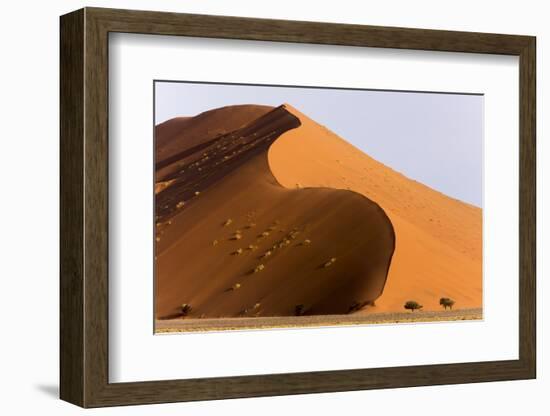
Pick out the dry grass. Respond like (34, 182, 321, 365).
(323, 257, 337, 267)
(231, 233, 242, 241)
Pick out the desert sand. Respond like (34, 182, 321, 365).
(268, 104, 482, 313)
(155, 105, 395, 320)
(156, 308, 482, 333)
(154, 102, 482, 327)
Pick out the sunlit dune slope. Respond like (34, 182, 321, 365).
(268, 104, 482, 312)
(154, 105, 395, 319)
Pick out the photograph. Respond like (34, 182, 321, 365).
(54, 5, 537, 409)
(153, 81, 483, 333)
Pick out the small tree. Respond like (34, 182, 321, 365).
(439, 297, 455, 310)
(295, 304, 306, 316)
(180, 303, 192, 316)
(404, 300, 423, 312)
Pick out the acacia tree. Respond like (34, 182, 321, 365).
(404, 300, 423, 312)
(295, 304, 306, 316)
(439, 297, 455, 310)
(180, 303, 192, 316)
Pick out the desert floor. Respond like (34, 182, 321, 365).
(156, 308, 482, 333)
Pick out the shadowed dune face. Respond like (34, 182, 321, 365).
(155, 104, 273, 179)
(155, 105, 395, 319)
(155, 105, 301, 223)
(268, 104, 482, 312)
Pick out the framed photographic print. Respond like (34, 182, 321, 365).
(152, 81, 483, 332)
(60, 7, 536, 408)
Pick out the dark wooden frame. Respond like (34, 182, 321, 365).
(60, 7, 536, 408)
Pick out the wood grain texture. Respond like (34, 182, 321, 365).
(59, 7, 537, 408)
(83, 10, 110, 406)
(59, 8, 84, 406)
(518, 38, 537, 376)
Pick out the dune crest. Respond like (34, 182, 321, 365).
(268, 103, 482, 312)
(155, 105, 395, 320)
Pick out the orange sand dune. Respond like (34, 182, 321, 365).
(269, 104, 482, 312)
(155, 105, 273, 180)
(155, 105, 395, 319)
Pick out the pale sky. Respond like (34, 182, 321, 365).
(155, 81, 483, 207)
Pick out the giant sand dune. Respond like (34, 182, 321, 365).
(269, 105, 482, 313)
(155, 105, 396, 320)
(155, 103, 482, 322)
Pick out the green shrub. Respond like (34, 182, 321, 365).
(404, 301, 423, 312)
(180, 303, 192, 316)
(439, 297, 456, 310)
(295, 304, 306, 316)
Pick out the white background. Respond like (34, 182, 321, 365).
(110, 34, 519, 382)
(0, 0, 546, 414)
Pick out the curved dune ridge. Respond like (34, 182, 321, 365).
(154, 105, 396, 319)
(269, 104, 482, 313)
